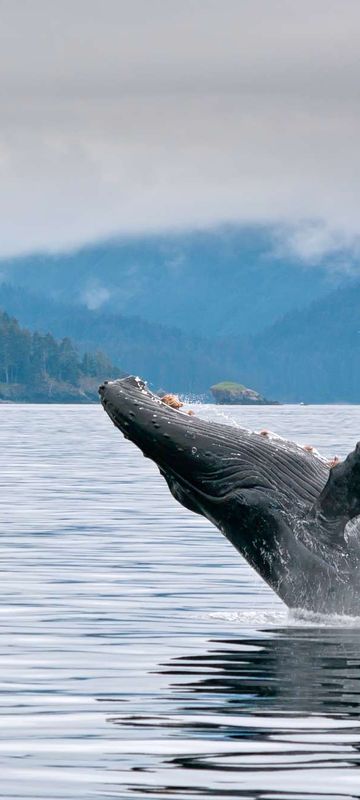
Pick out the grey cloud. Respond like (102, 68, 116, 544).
(0, 0, 360, 256)
(271, 222, 360, 267)
(81, 281, 110, 310)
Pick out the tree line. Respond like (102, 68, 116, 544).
(0, 309, 119, 387)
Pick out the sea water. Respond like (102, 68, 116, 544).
(2, 403, 360, 799)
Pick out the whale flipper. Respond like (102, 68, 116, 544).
(315, 443, 360, 524)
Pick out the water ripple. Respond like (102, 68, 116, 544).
(2, 403, 360, 798)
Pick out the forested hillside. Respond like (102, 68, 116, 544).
(0, 284, 238, 392)
(1, 279, 360, 402)
(0, 310, 121, 402)
(223, 281, 360, 403)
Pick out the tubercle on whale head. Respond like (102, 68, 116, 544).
(99, 376, 192, 430)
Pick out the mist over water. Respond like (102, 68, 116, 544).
(2, 403, 360, 798)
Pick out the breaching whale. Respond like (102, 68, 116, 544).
(99, 376, 360, 615)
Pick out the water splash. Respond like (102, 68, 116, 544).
(209, 606, 360, 628)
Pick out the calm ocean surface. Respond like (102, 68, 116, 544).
(2, 402, 360, 799)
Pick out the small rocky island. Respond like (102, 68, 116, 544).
(210, 381, 278, 405)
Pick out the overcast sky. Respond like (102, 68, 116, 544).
(1, 0, 360, 258)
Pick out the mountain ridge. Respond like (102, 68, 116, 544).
(222, 280, 360, 403)
(1, 277, 359, 402)
(0, 225, 358, 401)
(0, 225, 349, 338)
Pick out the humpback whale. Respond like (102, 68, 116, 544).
(99, 376, 360, 615)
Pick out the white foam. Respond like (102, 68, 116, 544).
(209, 607, 360, 628)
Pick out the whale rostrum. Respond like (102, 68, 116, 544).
(99, 376, 360, 615)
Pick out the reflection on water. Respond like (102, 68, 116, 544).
(161, 628, 360, 718)
(2, 403, 360, 799)
(111, 628, 360, 798)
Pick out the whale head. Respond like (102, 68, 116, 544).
(99, 376, 326, 514)
(99, 376, 345, 610)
